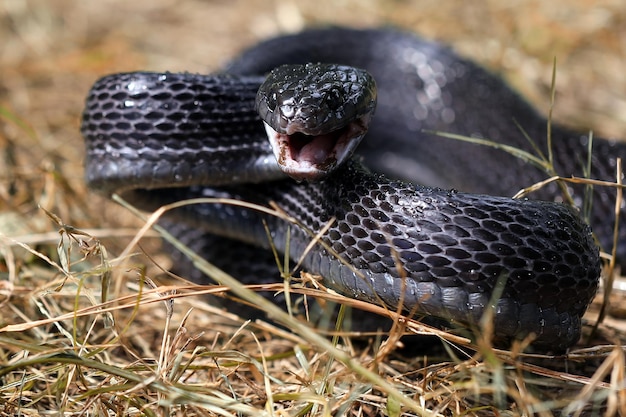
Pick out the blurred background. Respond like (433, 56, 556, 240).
(1, 0, 625, 261)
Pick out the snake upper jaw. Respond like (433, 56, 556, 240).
(263, 114, 371, 181)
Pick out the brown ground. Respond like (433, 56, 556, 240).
(1, 1, 625, 416)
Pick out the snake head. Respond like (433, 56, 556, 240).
(256, 63, 377, 181)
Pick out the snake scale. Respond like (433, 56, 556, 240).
(81, 27, 621, 351)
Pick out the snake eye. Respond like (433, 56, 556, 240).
(266, 92, 278, 112)
(325, 86, 344, 110)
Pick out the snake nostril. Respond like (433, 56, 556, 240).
(267, 92, 278, 111)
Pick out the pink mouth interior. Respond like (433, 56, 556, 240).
(267, 115, 370, 180)
(287, 129, 346, 165)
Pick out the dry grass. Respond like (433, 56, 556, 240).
(1, 1, 626, 416)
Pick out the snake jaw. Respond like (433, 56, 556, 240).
(263, 114, 371, 181)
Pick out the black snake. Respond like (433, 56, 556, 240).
(81, 27, 618, 351)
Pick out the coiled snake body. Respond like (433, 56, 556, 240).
(82, 28, 617, 351)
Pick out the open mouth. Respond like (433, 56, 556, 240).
(264, 115, 371, 181)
